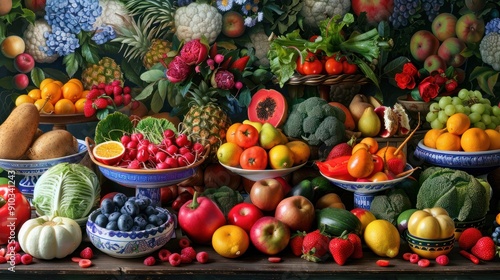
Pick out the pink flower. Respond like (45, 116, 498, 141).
(166, 56, 191, 83)
(211, 69, 235, 90)
(179, 39, 209, 65)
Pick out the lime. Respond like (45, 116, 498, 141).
(397, 208, 418, 234)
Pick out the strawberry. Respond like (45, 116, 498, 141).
(93, 98, 108, 110)
(458, 227, 483, 250)
(326, 140, 354, 160)
(86, 88, 101, 100)
(83, 100, 96, 117)
(301, 229, 331, 262)
(386, 158, 405, 175)
(195, 251, 209, 264)
(78, 259, 92, 268)
(347, 233, 363, 259)
(471, 236, 497, 261)
(80, 247, 94, 260)
(329, 232, 354, 266)
(289, 231, 306, 257)
(268, 257, 282, 263)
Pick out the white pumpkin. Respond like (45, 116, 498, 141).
(18, 216, 82, 260)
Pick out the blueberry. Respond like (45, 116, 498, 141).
(144, 205, 157, 216)
(135, 198, 149, 211)
(131, 225, 142, 232)
(127, 197, 136, 203)
(157, 212, 168, 223)
(113, 193, 128, 208)
(134, 216, 148, 229)
(95, 214, 108, 228)
(118, 214, 134, 231)
(120, 207, 129, 215)
(100, 198, 115, 214)
(148, 214, 163, 226)
(145, 224, 156, 230)
(106, 221, 118, 231)
(123, 200, 140, 217)
(108, 212, 121, 222)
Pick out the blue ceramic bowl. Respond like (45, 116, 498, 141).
(414, 140, 500, 175)
(86, 207, 175, 258)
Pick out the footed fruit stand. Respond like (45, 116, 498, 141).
(2, 0, 500, 279)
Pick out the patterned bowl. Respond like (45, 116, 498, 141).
(414, 140, 500, 175)
(454, 216, 486, 240)
(219, 162, 307, 181)
(405, 230, 455, 259)
(86, 207, 175, 258)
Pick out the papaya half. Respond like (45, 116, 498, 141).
(329, 101, 355, 131)
(247, 89, 288, 128)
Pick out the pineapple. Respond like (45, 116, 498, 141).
(81, 57, 124, 90)
(180, 83, 232, 162)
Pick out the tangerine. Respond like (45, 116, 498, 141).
(447, 113, 470, 135)
(226, 122, 242, 143)
(360, 137, 379, 154)
(212, 225, 249, 258)
(435, 132, 462, 151)
(41, 81, 62, 105)
(285, 140, 310, 166)
(34, 99, 54, 114)
(54, 98, 76, 114)
(485, 129, 500, 150)
(15, 94, 34, 106)
(74, 98, 87, 114)
(460, 128, 490, 152)
(423, 128, 446, 149)
(27, 88, 41, 100)
(39, 78, 54, 90)
(62, 81, 83, 103)
(67, 78, 84, 91)
(268, 144, 294, 169)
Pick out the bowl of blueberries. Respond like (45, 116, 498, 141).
(86, 192, 175, 258)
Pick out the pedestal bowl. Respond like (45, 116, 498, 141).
(219, 162, 307, 181)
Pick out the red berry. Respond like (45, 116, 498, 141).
(80, 247, 94, 260)
(9, 241, 21, 253)
(124, 94, 133, 106)
(104, 84, 114, 95)
(402, 252, 412, 261)
(417, 259, 430, 267)
(0, 256, 7, 264)
(93, 98, 108, 110)
(14, 253, 21, 265)
(143, 256, 156, 266)
(97, 82, 106, 89)
(123, 86, 131, 95)
(459, 227, 483, 250)
(114, 94, 123, 106)
(180, 254, 193, 264)
(195, 251, 209, 264)
(83, 100, 96, 117)
(180, 247, 196, 260)
(435, 255, 449, 266)
(86, 88, 100, 100)
(158, 249, 171, 262)
(21, 254, 33, 265)
(71, 257, 82, 263)
(168, 253, 182, 267)
(78, 259, 92, 268)
(113, 85, 123, 96)
(178, 237, 190, 248)
(268, 257, 282, 263)
(376, 260, 390, 267)
(409, 253, 420, 264)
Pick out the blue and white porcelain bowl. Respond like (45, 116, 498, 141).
(86, 207, 175, 258)
(414, 140, 500, 175)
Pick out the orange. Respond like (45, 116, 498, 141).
(268, 144, 294, 169)
(41, 81, 62, 105)
(446, 113, 470, 135)
(461, 128, 490, 152)
(15, 94, 34, 106)
(67, 78, 84, 91)
(74, 98, 87, 113)
(285, 140, 310, 166)
(54, 98, 76, 114)
(352, 142, 369, 154)
(435, 132, 462, 151)
(423, 128, 446, 149)
(52, 80, 63, 87)
(211, 225, 249, 258)
(93, 140, 125, 165)
(27, 88, 42, 100)
(34, 99, 54, 114)
(496, 213, 500, 225)
(217, 142, 243, 167)
(62, 81, 83, 103)
(226, 122, 242, 143)
(485, 129, 500, 150)
(376, 146, 406, 165)
(39, 78, 54, 90)
(360, 137, 379, 154)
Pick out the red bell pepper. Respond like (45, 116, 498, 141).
(315, 156, 355, 181)
(177, 191, 226, 244)
(230, 55, 250, 72)
(0, 184, 31, 245)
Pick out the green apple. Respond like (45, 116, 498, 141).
(259, 122, 282, 150)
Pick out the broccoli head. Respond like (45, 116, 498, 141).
(283, 110, 306, 138)
(314, 116, 346, 146)
(370, 188, 412, 226)
(302, 116, 323, 134)
(297, 97, 328, 114)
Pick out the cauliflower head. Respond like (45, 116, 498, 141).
(94, 0, 132, 29)
(23, 19, 59, 64)
(174, 3, 222, 44)
(300, 0, 351, 29)
(479, 32, 500, 71)
(245, 25, 270, 67)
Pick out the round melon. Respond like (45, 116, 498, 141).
(247, 89, 288, 127)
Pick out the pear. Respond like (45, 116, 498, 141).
(243, 119, 263, 132)
(349, 94, 374, 124)
(259, 122, 282, 150)
(357, 107, 381, 137)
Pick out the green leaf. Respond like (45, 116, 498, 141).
(30, 67, 45, 87)
(63, 54, 79, 77)
(140, 69, 165, 83)
(477, 72, 498, 96)
(468, 66, 495, 81)
(134, 83, 155, 100)
(0, 76, 14, 90)
(382, 56, 410, 77)
(41, 68, 69, 82)
(238, 88, 251, 107)
(151, 92, 164, 113)
(121, 59, 144, 87)
(158, 79, 168, 100)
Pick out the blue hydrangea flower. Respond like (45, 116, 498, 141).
(485, 18, 500, 35)
(43, 27, 80, 56)
(176, 0, 194, 6)
(44, 0, 102, 34)
(92, 25, 116, 45)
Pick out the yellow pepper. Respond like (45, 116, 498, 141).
(407, 207, 455, 239)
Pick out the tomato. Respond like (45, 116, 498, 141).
(235, 123, 259, 149)
(324, 57, 343, 75)
(376, 146, 406, 165)
(0, 185, 31, 245)
(296, 56, 306, 75)
(360, 137, 379, 154)
(342, 61, 358, 74)
(347, 149, 374, 178)
(297, 52, 323, 75)
(240, 146, 268, 170)
(370, 154, 384, 176)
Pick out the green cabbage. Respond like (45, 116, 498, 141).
(33, 163, 100, 219)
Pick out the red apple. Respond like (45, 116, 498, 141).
(351, 0, 394, 25)
(221, 11, 246, 38)
(455, 13, 485, 44)
(350, 208, 376, 234)
(14, 53, 35, 73)
(250, 216, 290, 255)
(438, 37, 467, 67)
(24, 0, 46, 14)
(249, 178, 284, 212)
(431, 13, 457, 42)
(423, 54, 447, 74)
(274, 196, 315, 232)
(274, 176, 291, 196)
(410, 30, 440, 62)
(228, 202, 264, 233)
(12, 73, 29, 90)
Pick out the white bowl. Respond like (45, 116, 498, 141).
(219, 162, 307, 181)
(86, 207, 175, 258)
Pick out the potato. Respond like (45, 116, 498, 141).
(27, 130, 79, 160)
(0, 103, 40, 159)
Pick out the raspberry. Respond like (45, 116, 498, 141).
(83, 100, 96, 117)
(158, 249, 171, 262)
(78, 259, 92, 268)
(21, 254, 33, 265)
(143, 256, 156, 266)
(435, 255, 449, 266)
(0, 256, 7, 264)
(14, 253, 21, 265)
(178, 237, 190, 248)
(375, 260, 390, 267)
(402, 252, 412, 261)
(195, 251, 209, 264)
(168, 253, 182, 267)
(71, 257, 82, 263)
(93, 98, 108, 110)
(80, 247, 94, 260)
(417, 259, 430, 267)
(409, 253, 420, 264)
(8, 241, 21, 253)
(268, 257, 282, 263)
(180, 247, 196, 260)
(180, 254, 193, 264)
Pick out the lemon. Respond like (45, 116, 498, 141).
(364, 219, 400, 258)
